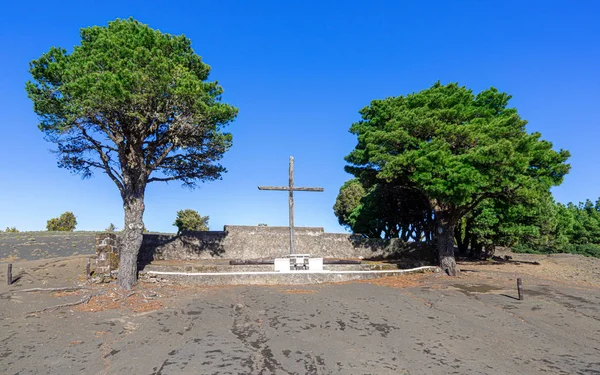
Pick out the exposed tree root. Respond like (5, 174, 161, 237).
(113, 288, 135, 299)
(28, 294, 96, 314)
(17, 286, 86, 293)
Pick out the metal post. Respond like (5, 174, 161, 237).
(7, 263, 12, 286)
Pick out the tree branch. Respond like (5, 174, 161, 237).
(147, 175, 184, 183)
(148, 143, 176, 171)
(144, 112, 195, 169)
(73, 123, 125, 194)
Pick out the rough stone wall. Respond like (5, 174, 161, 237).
(137, 226, 434, 262)
(95, 233, 121, 274)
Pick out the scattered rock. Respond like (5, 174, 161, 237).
(123, 321, 138, 331)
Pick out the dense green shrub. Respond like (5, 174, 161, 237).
(562, 243, 600, 257)
(3, 227, 19, 233)
(512, 244, 557, 254)
(173, 209, 209, 234)
(46, 212, 77, 231)
(513, 243, 600, 258)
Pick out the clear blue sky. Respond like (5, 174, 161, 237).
(0, 0, 598, 233)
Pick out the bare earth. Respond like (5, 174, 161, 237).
(0, 232, 95, 262)
(1, 251, 599, 375)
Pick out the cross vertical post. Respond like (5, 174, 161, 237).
(289, 156, 295, 255)
(258, 156, 324, 255)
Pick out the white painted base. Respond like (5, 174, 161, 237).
(146, 266, 440, 277)
(308, 258, 323, 271)
(274, 258, 291, 272)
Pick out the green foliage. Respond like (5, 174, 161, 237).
(346, 82, 569, 214)
(334, 179, 432, 240)
(567, 200, 600, 244)
(562, 244, 600, 258)
(26, 18, 238, 289)
(26, 18, 238, 189)
(464, 197, 600, 258)
(105, 223, 117, 232)
(173, 209, 209, 234)
(446, 192, 562, 258)
(335, 82, 600, 260)
(333, 179, 365, 228)
(342, 82, 570, 267)
(4, 227, 19, 233)
(46, 212, 77, 231)
(513, 243, 600, 258)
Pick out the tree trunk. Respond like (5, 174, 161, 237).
(436, 218, 457, 276)
(470, 237, 482, 259)
(454, 222, 464, 253)
(117, 193, 145, 290)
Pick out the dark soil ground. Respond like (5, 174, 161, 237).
(0, 232, 96, 262)
(1, 250, 599, 374)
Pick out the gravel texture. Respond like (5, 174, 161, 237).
(0, 251, 599, 374)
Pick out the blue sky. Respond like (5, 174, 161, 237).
(0, 0, 598, 233)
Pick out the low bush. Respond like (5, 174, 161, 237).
(173, 209, 209, 234)
(512, 243, 600, 258)
(47, 212, 77, 231)
(563, 244, 600, 258)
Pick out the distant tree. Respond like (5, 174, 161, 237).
(344, 82, 570, 275)
(4, 227, 19, 233)
(333, 179, 365, 229)
(105, 223, 117, 232)
(173, 209, 209, 234)
(566, 199, 600, 245)
(26, 19, 238, 289)
(47, 212, 77, 231)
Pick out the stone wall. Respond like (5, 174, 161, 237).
(95, 233, 121, 275)
(136, 225, 433, 262)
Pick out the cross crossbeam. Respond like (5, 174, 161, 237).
(257, 186, 323, 192)
(258, 156, 324, 255)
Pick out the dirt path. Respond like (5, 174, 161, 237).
(1, 252, 599, 374)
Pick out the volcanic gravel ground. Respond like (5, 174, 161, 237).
(1, 252, 600, 374)
(0, 232, 97, 262)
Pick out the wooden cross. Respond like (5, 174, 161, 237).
(258, 156, 324, 255)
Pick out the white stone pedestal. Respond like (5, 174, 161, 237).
(274, 258, 291, 272)
(308, 258, 324, 271)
